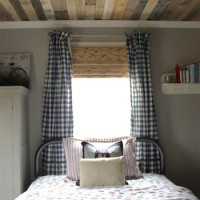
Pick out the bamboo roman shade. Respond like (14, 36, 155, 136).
(72, 47, 128, 78)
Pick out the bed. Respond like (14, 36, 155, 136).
(16, 137, 198, 200)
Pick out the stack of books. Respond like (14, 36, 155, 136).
(178, 63, 199, 83)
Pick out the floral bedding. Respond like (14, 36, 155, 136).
(16, 173, 198, 200)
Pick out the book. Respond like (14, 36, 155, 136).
(194, 63, 199, 83)
(185, 67, 190, 83)
(189, 64, 194, 83)
(182, 68, 186, 83)
(175, 64, 180, 83)
(180, 69, 182, 83)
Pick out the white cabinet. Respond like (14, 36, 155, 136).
(161, 74, 200, 94)
(0, 86, 29, 200)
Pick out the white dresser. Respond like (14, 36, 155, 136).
(0, 86, 29, 200)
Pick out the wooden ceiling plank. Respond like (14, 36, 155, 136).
(0, 0, 20, 20)
(175, 0, 200, 20)
(66, 0, 77, 19)
(30, 0, 46, 20)
(9, 0, 29, 21)
(184, 3, 200, 21)
(123, 0, 140, 20)
(160, 0, 179, 20)
(123, 11, 133, 20)
(168, 1, 188, 20)
(51, 0, 67, 11)
(40, 0, 55, 20)
(139, 0, 159, 20)
(125, 0, 140, 12)
(161, 0, 184, 20)
(148, 0, 173, 20)
(192, 12, 200, 21)
(53, 11, 68, 20)
(19, 0, 38, 21)
(95, 0, 105, 19)
(51, 0, 68, 19)
(165, 0, 183, 12)
(111, 0, 129, 20)
(76, 0, 85, 19)
(0, 3, 13, 21)
(102, 0, 115, 19)
(131, 0, 148, 20)
(85, 5, 96, 19)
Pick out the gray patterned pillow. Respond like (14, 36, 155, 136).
(81, 141, 123, 158)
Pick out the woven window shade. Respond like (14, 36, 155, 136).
(72, 47, 128, 78)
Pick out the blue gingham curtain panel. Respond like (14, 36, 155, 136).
(126, 30, 160, 173)
(41, 30, 73, 175)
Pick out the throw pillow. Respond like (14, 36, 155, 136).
(81, 141, 123, 158)
(79, 156, 125, 187)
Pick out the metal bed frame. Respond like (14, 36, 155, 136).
(34, 137, 165, 178)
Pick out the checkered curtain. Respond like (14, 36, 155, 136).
(126, 30, 160, 173)
(41, 30, 73, 175)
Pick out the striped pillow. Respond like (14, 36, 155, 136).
(62, 136, 142, 181)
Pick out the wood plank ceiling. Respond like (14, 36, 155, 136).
(0, 0, 199, 22)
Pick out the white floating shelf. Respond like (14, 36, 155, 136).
(161, 74, 200, 94)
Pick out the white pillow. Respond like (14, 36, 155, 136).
(79, 156, 125, 187)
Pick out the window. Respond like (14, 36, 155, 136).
(72, 78, 131, 138)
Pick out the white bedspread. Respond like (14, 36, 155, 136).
(16, 173, 198, 200)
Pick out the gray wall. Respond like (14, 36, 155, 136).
(149, 29, 200, 198)
(0, 28, 199, 197)
(197, 34, 200, 198)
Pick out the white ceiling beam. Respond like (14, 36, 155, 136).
(0, 20, 199, 29)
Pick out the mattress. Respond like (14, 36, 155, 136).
(15, 173, 198, 200)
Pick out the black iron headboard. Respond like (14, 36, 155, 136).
(34, 137, 165, 178)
